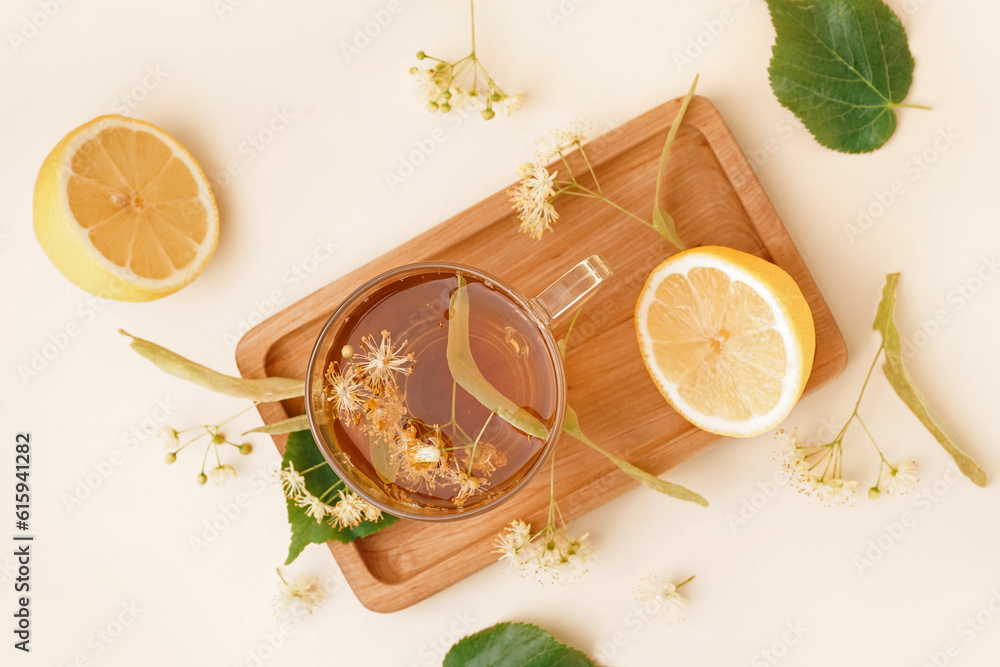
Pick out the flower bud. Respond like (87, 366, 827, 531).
(490, 93, 501, 102)
(481, 108, 495, 120)
(409, 66, 418, 75)
(341, 344, 354, 359)
(427, 101, 439, 112)
(211, 433, 225, 445)
(440, 103, 452, 113)
(164, 452, 177, 464)
(416, 50, 426, 59)
(197, 472, 208, 486)
(868, 486, 881, 500)
(239, 443, 253, 455)
(434, 62, 445, 71)
(442, 90, 452, 100)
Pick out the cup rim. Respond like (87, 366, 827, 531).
(304, 261, 567, 522)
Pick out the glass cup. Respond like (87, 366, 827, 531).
(305, 255, 612, 521)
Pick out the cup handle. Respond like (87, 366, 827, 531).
(532, 255, 614, 326)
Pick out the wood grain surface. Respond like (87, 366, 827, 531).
(234, 95, 848, 613)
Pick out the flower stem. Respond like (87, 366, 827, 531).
(466, 412, 494, 475)
(469, 0, 476, 52)
(675, 575, 695, 589)
(319, 480, 345, 502)
(578, 145, 602, 196)
(299, 461, 330, 475)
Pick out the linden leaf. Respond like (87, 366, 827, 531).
(447, 275, 550, 440)
(443, 622, 597, 667)
(244, 415, 310, 435)
(563, 405, 708, 507)
(122, 330, 305, 402)
(873, 274, 988, 487)
(766, 0, 923, 153)
(283, 430, 397, 564)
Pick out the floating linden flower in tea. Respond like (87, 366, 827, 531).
(356, 330, 413, 391)
(325, 363, 367, 420)
(634, 574, 694, 625)
(273, 569, 327, 622)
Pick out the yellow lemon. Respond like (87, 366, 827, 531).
(33, 115, 218, 302)
(635, 246, 816, 437)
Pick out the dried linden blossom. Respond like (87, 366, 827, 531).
(635, 574, 693, 625)
(321, 327, 512, 509)
(493, 518, 592, 585)
(409, 1, 522, 121)
(273, 571, 327, 622)
(774, 431, 858, 507)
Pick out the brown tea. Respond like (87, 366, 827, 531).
(322, 268, 560, 512)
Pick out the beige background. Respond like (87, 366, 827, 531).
(2, 0, 999, 665)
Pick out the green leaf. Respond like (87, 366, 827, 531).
(766, 0, 923, 153)
(651, 74, 696, 251)
(563, 405, 708, 506)
(443, 622, 597, 667)
(121, 330, 305, 402)
(447, 275, 550, 440)
(283, 430, 397, 564)
(243, 414, 310, 435)
(873, 274, 988, 487)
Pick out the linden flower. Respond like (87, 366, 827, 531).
(363, 393, 407, 441)
(331, 490, 367, 529)
(467, 442, 507, 476)
(494, 520, 533, 574)
(635, 574, 690, 625)
(775, 431, 857, 507)
(357, 330, 413, 390)
(296, 491, 334, 522)
(362, 500, 383, 523)
(796, 475, 858, 507)
(884, 459, 919, 496)
(533, 533, 592, 584)
(406, 434, 446, 469)
(273, 572, 327, 622)
(209, 464, 237, 486)
(326, 363, 367, 419)
(448, 87, 483, 112)
(278, 462, 308, 497)
(411, 67, 445, 107)
(498, 92, 524, 117)
(508, 161, 560, 240)
(159, 426, 180, 450)
(448, 470, 484, 507)
(534, 121, 589, 160)
(516, 162, 556, 202)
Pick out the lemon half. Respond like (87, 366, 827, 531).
(33, 114, 218, 302)
(635, 246, 816, 437)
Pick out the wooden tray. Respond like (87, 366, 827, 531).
(235, 95, 847, 613)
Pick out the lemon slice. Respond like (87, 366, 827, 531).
(33, 115, 218, 302)
(635, 246, 816, 437)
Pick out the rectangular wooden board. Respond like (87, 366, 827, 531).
(235, 95, 847, 613)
